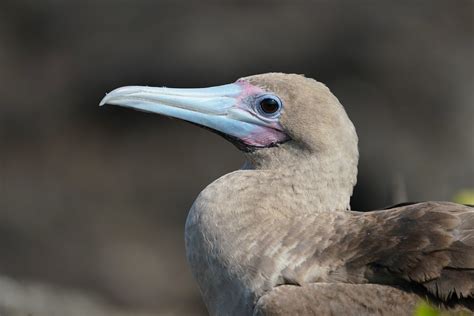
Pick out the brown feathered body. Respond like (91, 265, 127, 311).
(186, 169, 474, 315)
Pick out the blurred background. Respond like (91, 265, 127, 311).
(0, 0, 472, 315)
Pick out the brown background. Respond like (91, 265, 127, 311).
(0, 1, 473, 315)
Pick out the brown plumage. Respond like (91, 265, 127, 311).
(101, 73, 474, 315)
(249, 202, 474, 315)
(347, 202, 474, 303)
(254, 284, 422, 315)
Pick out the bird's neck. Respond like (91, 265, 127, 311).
(243, 146, 358, 213)
(185, 145, 358, 314)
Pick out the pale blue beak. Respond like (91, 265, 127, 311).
(101, 84, 257, 138)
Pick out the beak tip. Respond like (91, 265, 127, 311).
(99, 94, 109, 107)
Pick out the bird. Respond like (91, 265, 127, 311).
(100, 73, 474, 315)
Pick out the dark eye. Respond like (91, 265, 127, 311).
(256, 95, 282, 117)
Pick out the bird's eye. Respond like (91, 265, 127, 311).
(256, 95, 282, 118)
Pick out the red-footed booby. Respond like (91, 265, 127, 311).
(100, 73, 473, 315)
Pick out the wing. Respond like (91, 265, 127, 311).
(343, 202, 474, 307)
(253, 283, 423, 316)
(252, 202, 473, 314)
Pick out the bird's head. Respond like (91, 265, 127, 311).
(100, 73, 358, 171)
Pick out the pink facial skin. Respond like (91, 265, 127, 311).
(234, 80, 289, 148)
(241, 127, 289, 147)
(236, 80, 266, 100)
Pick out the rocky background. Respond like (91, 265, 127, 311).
(0, 1, 472, 315)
